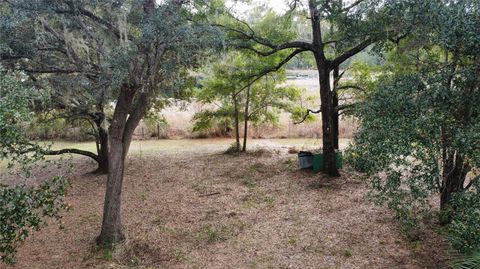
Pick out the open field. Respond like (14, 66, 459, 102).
(1, 139, 448, 268)
(47, 138, 352, 155)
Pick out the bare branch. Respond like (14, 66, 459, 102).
(342, 0, 366, 12)
(234, 48, 307, 97)
(294, 108, 321, 124)
(239, 41, 313, 56)
(330, 37, 374, 68)
(465, 175, 479, 190)
(333, 69, 347, 89)
(43, 148, 99, 162)
(214, 23, 313, 54)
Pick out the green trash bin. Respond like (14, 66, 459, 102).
(313, 151, 343, 173)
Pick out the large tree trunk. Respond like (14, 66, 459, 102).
(97, 87, 136, 247)
(97, 137, 126, 246)
(242, 86, 250, 152)
(316, 59, 339, 177)
(309, 1, 339, 177)
(233, 94, 241, 152)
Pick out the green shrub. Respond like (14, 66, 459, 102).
(448, 191, 480, 254)
(0, 177, 70, 264)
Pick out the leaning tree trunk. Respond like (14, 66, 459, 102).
(242, 86, 250, 152)
(316, 58, 339, 177)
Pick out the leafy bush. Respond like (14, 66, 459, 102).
(0, 177, 70, 264)
(0, 68, 70, 264)
(448, 191, 480, 254)
(347, 0, 480, 252)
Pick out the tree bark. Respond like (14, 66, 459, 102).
(96, 126, 109, 174)
(233, 94, 241, 152)
(316, 57, 339, 177)
(333, 67, 340, 150)
(94, 92, 109, 174)
(242, 86, 250, 152)
(440, 151, 469, 210)
(308, 1, 339, 177)
(97, 86, 136, 247)
(97, 136, 126, 246)
(439, 65, 472, 215)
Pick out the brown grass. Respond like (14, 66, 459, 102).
(2, 141, 448, 269)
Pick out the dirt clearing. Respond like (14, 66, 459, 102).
(2, 139, 447, 268)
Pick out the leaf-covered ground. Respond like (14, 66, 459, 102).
(2, 139, 448, 268)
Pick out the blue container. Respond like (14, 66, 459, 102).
(298, 151, 314, 169)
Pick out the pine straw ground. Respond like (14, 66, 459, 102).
(3, 141, 449, 269)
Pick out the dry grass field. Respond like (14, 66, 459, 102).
(1, 139, 449, 269)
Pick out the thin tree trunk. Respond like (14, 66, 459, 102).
(242, 86, 250, 152)
(96, 126, 109, 174)
(94, 95, 109, 174)
(333, 67, 340, 150)
(233, 94, 240, 152)
(440, 151, 469, 211)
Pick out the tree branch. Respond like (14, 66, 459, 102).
(465, 175, 479, 190)
(21, 68, 82, 74)
(330, 38, 374, 67)
(239, 41, 313, 56)
(44, 148, 99, 162)
(342, 0, 366, 12)
(294, 108, 321, 124)
(234, 48, 307, 97)
(214, 22, 313, 53)
(75, 6, 123, 39)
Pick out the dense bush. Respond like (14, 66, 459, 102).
(347, 0, 480, 259)
(448, 190, 480, 254)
